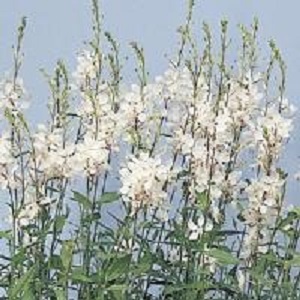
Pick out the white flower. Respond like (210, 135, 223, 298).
(180, 133, 194, 155)
(16, 187, 56, 229)
(23, 232, 38, 247)
(32, 125, 76, 178)
(72, 135, 109, 176)
(242, 171, 284, 261)
(0, 133, 17, 189)
(244, 172, 284, 224)
(73, 50, 100, 86)
(120, 153, 170, 217)
(280, 97, 297, 115)
(0, 77, 29, 114)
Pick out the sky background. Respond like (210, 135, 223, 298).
(0, 0, 299, 203)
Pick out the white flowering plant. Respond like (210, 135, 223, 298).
(0, 0, 299, 299)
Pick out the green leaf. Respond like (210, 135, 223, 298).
(22, 288, 35, 300)
(48, 254, 63, 270)
(249, 267, 275, 287)
(61, 240, 75, 271)
(285, 254, 300, 267)
(106, 284, 127, 298)
(71, 267, 94, 284)
(71, 191, 92, 210)
(54, 288, 65, 300)
(196, 191, 209, 210)
(99, 192, 119, 204)
(105, 254, 131, 283)
(9, 265, 35, 299)
(131, 252, 152, 276)
(208, 248, 239, 265)
(54, 215, 67, 232)
(261, 251, 280, 263)
(11, 248, 26, 267)
(106, 284, 127, 291)
(291, 207, 300, 217)
(0, 230, 11, 240)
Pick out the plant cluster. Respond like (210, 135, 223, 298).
(0, 1, 299, 299)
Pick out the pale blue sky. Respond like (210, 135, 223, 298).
(0, 1, 300, 201)
(1, 1, 299, 113)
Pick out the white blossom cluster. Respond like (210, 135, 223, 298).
(120, 153, 171, 219)
(72, 49, 101, 88)
(0, 48, 295, 268)
(0, 77, 29, 114)
(115, 66, 294, 268)
(242, 172, 285, 258)
(0, 133, 16, 189)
